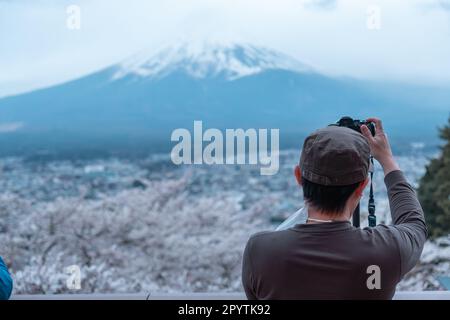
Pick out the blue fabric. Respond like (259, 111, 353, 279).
(0, 256, 13, 300)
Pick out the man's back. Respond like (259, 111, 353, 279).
(242, 170, 427, 300)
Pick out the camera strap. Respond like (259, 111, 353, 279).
(368, 156, 376, 227)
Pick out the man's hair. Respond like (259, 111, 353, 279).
(301, 178, 360, 214)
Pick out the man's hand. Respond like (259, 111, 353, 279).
(361, 117, 400, 176)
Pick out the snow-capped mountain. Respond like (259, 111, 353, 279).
(0, 41, 448, 156)
(112, 41, 311, 81)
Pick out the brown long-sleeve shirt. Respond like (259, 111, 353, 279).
(242, 170, 427, 299)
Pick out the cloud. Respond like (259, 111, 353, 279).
(437, 0, 450, 10)
(1, 0, 450, 98)
(0, 122, 24, 133)
(419, 0, 450, 12)
(304, 0, 337, 10)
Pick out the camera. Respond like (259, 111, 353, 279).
(333, 116, 376, 137)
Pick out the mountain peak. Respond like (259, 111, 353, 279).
(112, 41, 311, 81)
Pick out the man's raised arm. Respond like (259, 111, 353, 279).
(362, 118, 427, 277)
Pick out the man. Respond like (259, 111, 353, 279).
(0, 256, 12, 300)
(242, 118, 427, 299)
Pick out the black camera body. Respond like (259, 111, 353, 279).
(334, 116, 376, 137)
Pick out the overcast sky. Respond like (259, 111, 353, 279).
(1, 0, 450, 98)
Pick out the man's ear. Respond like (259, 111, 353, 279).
(355, 177, 370, 197)
(294, 165, 302, 185)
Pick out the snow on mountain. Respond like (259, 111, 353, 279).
(112, 41, 312, 81)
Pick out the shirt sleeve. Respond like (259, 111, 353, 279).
(242, 237, 257, 300)
(384, 170, 428, 278)
(0, 256, 13, 300)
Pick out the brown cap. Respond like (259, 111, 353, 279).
(299, 126, 370, 186)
